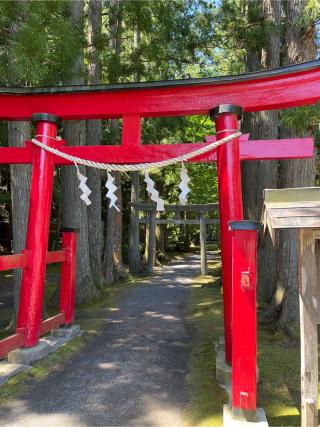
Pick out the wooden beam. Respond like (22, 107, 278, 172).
(315, 239, 320, 325)
(138, 218, 219, 225)
(132, 202, 219, 212)
(146, 211, 156, 274)
(0, 61, 319, 119)
(0, 136, 313, 165)
(200, 212, 208, 275)
(298, 229, 318, 427)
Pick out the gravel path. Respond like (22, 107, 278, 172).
(0, 253, 202, 427)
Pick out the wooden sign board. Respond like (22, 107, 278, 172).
(263, 187, 320, 242)
(263, 187, 320, 427)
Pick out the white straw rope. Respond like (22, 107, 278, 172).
(31, 131, 242, 172)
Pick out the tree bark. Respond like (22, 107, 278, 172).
(9, 122, 31, 320)
(62, 0, 98, 302)
(86, 0, 103, 286)
(274, 0, 316, 325)
(7, 3, 32, 322)
(242, 0, 280, 305)
(103, 0, 127, 283)
(129, 170, 142, 273)
(129, 27, 142, 274)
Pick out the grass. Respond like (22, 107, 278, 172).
(184, 256, 227, 427)
(183, 252, 320, 427)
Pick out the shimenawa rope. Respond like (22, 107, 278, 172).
(31, 131, 242, 172)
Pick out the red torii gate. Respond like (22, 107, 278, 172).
(0, 60, 319, 420)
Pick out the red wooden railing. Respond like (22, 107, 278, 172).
(0, 229, 77, 359)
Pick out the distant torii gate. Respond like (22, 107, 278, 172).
(0, 60, 319, 421)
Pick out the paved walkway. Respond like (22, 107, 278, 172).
(0, 254, 202, 427)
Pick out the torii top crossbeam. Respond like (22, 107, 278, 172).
(0, 60, 319, 120)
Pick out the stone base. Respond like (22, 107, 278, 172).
(51, 324, 81, 339)
(216, 348, 232, 386)
(0, 362, 31, 385)
(215, 337, 259, 386)
(8, 325, 81, 365)
(223, 405, 269, 427)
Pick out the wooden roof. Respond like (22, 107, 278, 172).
(263, 187, 320, 242)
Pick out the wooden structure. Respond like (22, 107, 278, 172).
(132, 202, 219, 274)
(229, 220, 261, 421)
(263, 187, 320, 427)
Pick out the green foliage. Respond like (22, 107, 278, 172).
(0, 1, 82, 85)
(281, 104, 320, 135)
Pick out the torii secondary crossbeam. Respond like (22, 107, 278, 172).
(0, 60, 319, 421)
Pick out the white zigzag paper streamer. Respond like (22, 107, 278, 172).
(75, 164, 92, 206)
(144, 171, 165, 211)
(178, 163, 190, 205)
(105, 172, 120, 212)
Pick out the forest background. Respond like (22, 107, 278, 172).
(0, 0, 319, 331)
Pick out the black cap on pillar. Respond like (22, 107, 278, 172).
(32, 113, 61, 128)
(209, 104, 243, 121)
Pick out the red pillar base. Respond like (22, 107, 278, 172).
(230, 221, 261, 416)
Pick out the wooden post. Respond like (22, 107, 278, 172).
(314, 235, 320, 325)
(147, 210, 156, 273)
(129, 172, 141, 274)
(200, 212, 207, 275)
(298, 229, 318, 427)
(230, 221, 260, 420)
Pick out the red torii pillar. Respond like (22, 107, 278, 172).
(16, 114, 63, 347)
(211, 105, 243, 365)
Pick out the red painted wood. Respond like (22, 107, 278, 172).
(215, 111, 243, 365)
(40, 313, 65, 336)
(231, 226, 258, 413)
(46, 250, 66, 264)
(122, 115, 141, 146)
(59, 231, 77, 325)
(0, 333, 24, 359)
(0, 136, 312, 164)
(0, 253, 28, 270)
(0, 67, 319, 120)
(203, 136, 314, 162)
(16, 119, 60, 348)
(0, 251, 65, 272)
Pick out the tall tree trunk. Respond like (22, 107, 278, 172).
(242, 0, 280, 305)
(62, 0, 98, 302)
(104, 0, 127, 283)
(7, 3, 32, 322)
(86, 0, 103, 286)
(9, 122, 31, 321)
(129, 170, 142, 273)
(129, 27, 142, 274)
(275, 0, 317, 325)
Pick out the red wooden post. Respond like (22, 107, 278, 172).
(59, 229, 78, 325)
(16, 113, 61, 347)
(211, 105, 243, 364)
(229, 220, 260, 420)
